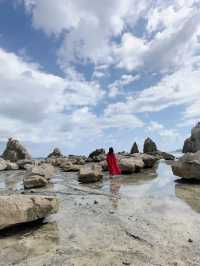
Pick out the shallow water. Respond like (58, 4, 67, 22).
(0, 161, 200, 266)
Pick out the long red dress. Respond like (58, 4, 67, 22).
(106, 153, 121, 176)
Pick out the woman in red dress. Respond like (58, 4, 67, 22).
(106, 147, 121, 176)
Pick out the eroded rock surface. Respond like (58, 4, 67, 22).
(2, 138, 31, 162)
(183, 122, 200, 153)
(172, 151, 200, 179)
(79, 164, 103, 183)
(0, 195, 58, 230)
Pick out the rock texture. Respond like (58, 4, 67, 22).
(143, 138, 157, 153)
(0, 195, 58, 230)
(79, 165, 103, 183)
(88, 149, 106, 162)
(172, 151, 200, 179)
(6, 162, 19, 170)
(119, 157, 144, 174)
(2, 138, 31, 162)
(24, 164, 56, 189)
(0, 158, 7, 171)
(183, 122, 200, 153)
(130, 142, 139, 154)
(47, 148, 63, 158)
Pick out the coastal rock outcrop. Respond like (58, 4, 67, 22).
(2, 138, 32, 162)
(119, 157, 144, 174)
(143, 138, 157, 153)
(6, 162, 19, 170)
(79, 164, 103, 183)
(0, 195, 58, 230)
(172, 151, 200, 180)
(130, 142, 139, 154)
(47, 148, 63, 158)
(88, 149, 106, 162)
(23, 164, 56, 189)
(183, 122, 200, 153)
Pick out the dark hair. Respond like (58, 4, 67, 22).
(109, 147, 114, 154)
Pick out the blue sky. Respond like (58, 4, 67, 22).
(0, 0, 200, 157)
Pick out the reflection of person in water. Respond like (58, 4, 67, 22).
(110, 178, 121, 208)
(106, 147, 121, 176)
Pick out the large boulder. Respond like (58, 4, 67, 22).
(0, 195, 58, 230)
(79, 165, 103, 183)
(88, 149, 106, 162)
(143, 138, 157, 153)
(24, 164, 56, 189)
(47, 148, 63, 158)
(119, 157, 144, 174)
(0, 158, 7, 171)
(61, 162, 81, 172)
(183, 122, 200, 153)
(2, 138, 32, 162)
(172, 151, 200, 179)
(140, 154, 158, 168)
(130, 142, 139, 154)
(17, 159, 33, 170)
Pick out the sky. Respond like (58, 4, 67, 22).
(0, 0, 200, 157)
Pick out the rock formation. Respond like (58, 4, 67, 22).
(88, 149, 106, 162)
(119, 157, 144, 174)
(0, 195, 58, 230)
(79, 164, 103, 183)
(47, 148, 63, 158)
(183, 122, 200, 153)
(23, 164, 56, 189)
(172, 151, 200, 180)
(143, 138, 157, 153)
(130, 142, 139, 154)
(0, 158, 7, 171)
(2, 138, 32, 162)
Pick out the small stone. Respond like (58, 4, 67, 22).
(109, 210, 114, 214)
(188, 238, 193, 243)
(94, 200, 98, 204)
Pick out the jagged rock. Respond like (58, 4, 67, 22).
(47, 148, 63, 158)
(119, 157, 144, 174)
(2, 138, 32, 162)
(130, 142, 139, 154)
(6, 162, 19, 170)
(0, 158, 7, 171)
(88, 149, 106, 162)
(183, 122, 200, 153)
(0, 195, 58, 230)
(172, 151, 200, 179)
(79, 165, 103, 183)
(143, 138, 157, 153)
(24, 164, 56, 189)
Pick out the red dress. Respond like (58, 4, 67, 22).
(106, 153, 121, 176)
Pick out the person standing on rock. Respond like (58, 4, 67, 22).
(106, 147, 121, 176)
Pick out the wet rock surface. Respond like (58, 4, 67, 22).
(0, 161, 200, 265)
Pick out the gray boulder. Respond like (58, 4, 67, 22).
(143, 138, 157, 153)
(47, 148, 63, 158)
(0, 195, 58, 230)
(79, 164, 103, 183)
(172, 151, 200, 179)
(6, 162, 19, 170)
(88, 149, 106, 162)
(183, 122, 200, 153)
(130, 142, 139, 154)
(2, 138, 32, 162)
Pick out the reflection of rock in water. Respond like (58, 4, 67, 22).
(0, 221, 59, 265)
(175, 184, 200, 213)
